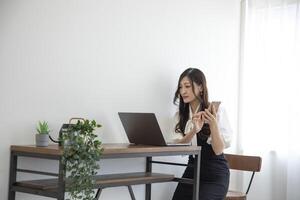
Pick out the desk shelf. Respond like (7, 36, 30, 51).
(12, 172, 175, 198)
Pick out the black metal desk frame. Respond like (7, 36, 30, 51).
(8, 144, 201, 200)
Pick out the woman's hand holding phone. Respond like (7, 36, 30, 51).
(191, 102, 220, 133)
(203, 104, 218, 129)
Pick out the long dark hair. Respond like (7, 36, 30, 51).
(173, 68, 209, 134)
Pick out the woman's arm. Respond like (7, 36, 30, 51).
(175, 129, 197, 144)
(175, 112, 204, 144)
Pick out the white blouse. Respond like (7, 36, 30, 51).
(172, 103, 232, 148)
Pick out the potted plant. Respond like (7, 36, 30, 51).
(36, 121, 50, 147)
(61, 119, 103, 200)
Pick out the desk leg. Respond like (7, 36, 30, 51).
(57, 158, 65, 200)
(192, 152, 200, 200)
(145, 156, 152, 200)
(8, 152, 17, 200)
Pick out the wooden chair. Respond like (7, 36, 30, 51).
(224, 153, 262, 200)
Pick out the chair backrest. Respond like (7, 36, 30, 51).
(224, 153, 262, 196)
(224, 153, 262, 172)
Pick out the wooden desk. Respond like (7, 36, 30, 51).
(8, 144, 201, 200)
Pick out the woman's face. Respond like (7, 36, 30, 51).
(179, 76, 202, 104)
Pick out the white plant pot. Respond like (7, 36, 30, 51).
(35, 134, 49, 147)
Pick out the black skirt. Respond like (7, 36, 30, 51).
(172, 151, 229, 200)
(172, 123, 230, 200)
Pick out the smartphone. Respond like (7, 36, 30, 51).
(209, 101, 221, 113)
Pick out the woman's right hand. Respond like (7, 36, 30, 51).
(192, 112, 205, 133)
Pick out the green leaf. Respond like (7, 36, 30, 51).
(36, 121, 50, 134)
(62, 118, 103, 200)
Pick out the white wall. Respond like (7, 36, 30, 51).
(0, 0, 241, 199)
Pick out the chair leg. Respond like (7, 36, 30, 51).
(127, 186, 136, 200)
(94, 188, 102, 200)
(94, 186, 135, 200)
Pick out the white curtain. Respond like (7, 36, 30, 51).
(239, 0, 300, 199)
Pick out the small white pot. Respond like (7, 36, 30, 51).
(35, 134, 49, 147)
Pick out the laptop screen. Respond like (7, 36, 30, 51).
(118, 112, 167, 146)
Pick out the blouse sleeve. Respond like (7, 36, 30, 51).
(208, 104, 233, 148)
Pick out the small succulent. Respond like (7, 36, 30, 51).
(36, 121, 50, 134)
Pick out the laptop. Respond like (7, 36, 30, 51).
(118, 112, 190, 146)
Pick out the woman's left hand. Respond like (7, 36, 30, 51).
(203, 104, 218, 129)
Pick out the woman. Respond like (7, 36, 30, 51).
(172, 68, 232, 200)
